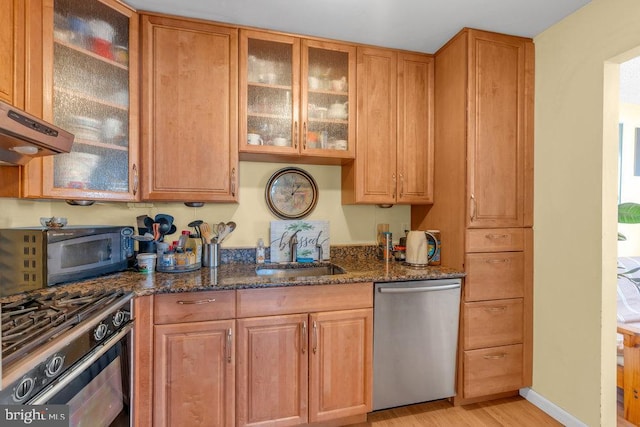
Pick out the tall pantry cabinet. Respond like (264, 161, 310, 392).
(412, 28, 534, 404)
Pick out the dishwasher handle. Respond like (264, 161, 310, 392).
(377, 283, 460, 294)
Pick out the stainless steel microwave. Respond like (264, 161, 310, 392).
(0, 226, 134, 296)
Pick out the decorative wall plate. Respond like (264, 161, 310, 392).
(265, 167, 318, 219)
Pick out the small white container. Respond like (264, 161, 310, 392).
(137, 253, 157, 273)
(256, 238, 266, 264)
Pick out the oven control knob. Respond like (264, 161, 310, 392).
(45, 354, 65, 378)
(112, 309, 127, 327)
(13, 377, 35, 403)
(94, 323, 109, 341)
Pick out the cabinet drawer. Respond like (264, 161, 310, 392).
(466, 228, 524, 252)
(463, 344, 523, 398)
(463, 299, 523, 349)
(154, 290, 236, 324)
(464, 252, 524, 301)
(237, 283, 373, 318)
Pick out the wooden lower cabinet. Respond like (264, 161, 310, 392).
(236, 283, 373, 427)
(154, 320, 235, 427)
(236, 309, 373, 427)
(134, 285, 372, 427)
(463, 344, 524, 398)
(236, 314, 309, 426)
(134, 291, 237, 427)
(309, 309, 372, 423)
(457, 228, 532, 402)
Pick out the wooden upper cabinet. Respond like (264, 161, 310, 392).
(0, 0, 24, 199)
(467, 30, 534, 228)
(343, 47, 434, 205)
(345, 46, 397, 204)
(239, 29, 356, 165)
(396, 52, 434, 204)
(140, 14, 238, 202)
(0, 0, 24, 107)
(20, 0, 139, 201)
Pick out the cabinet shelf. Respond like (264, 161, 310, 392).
(308, 88, 348, 96)
(308, 118, 348, 125)
(247, 81, 291, 90)
(73, 137, 128, 152)
(54, 38, 128, 71)
(54, 87, 128, 112)
(247, 112, 291, 120)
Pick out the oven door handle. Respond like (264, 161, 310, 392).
(29, 322, 133, 405)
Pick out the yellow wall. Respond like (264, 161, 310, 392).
(534, 0, 640, 424)
(0, 161, 410, 248)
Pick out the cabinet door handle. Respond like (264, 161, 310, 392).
(312, 321, 318, 354)
(226, 328, 232, 363)
(230, 167, 236, 197)
(294, 121, 299, 149)
(470, 194, 476, 221)
(302, 121, 307, 149)
(132, 163, 138, 196)
(301, 321, 307, 354)
(483, 353, 507, 360)
(176, 298, 215, 305)
(486, 234, 509, 240)
(485, 258, 510, 264)
(399, 173, 404, 198)
(485, 306, 507, 312)
(392, 173, 397, 199)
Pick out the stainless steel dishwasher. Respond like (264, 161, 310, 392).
(373, 279, 462, 411)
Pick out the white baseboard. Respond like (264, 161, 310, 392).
(520, 388, 587, 427)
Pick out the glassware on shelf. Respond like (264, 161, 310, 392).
(51, 0, 132, 194)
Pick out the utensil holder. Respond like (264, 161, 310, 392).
(203, 243, 220, 268)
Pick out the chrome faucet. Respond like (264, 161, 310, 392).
(289, 230, 299, 262)
(316, 230, 323, 261)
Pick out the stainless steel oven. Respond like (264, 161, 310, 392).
(0, 290, 133, 426)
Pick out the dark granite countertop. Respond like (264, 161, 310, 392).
(0, 261, 464, 303)
(0, 247, 465, 303)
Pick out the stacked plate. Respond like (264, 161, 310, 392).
(71, 115, 102, 141)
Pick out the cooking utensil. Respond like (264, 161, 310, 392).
(132, 234, 154, 242)
(155, 213, 174, 225)
(143, 216, 155, 231)
(156, 217, 171, 232)
(152, 223, 160, 241)
(200, 222, 213, 244)
(218, 221, 236, 244)
(217, 222, 226, 237)
(188, 220, 204, 238)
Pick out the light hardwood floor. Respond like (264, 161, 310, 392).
(352, 394, 636, 426)
(354, 396, 562, 426)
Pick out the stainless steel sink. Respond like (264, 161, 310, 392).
(255, 263, 347, 278)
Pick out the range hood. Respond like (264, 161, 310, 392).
(0, 100, 74, 165)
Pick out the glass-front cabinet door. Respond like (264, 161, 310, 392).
(240, 30, 355, 162)
(37, 0, 138, 200)
(301, 39, 355, 158)
(240, 30, 299, 154)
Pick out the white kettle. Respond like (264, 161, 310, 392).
(405, 230, 439, 266)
